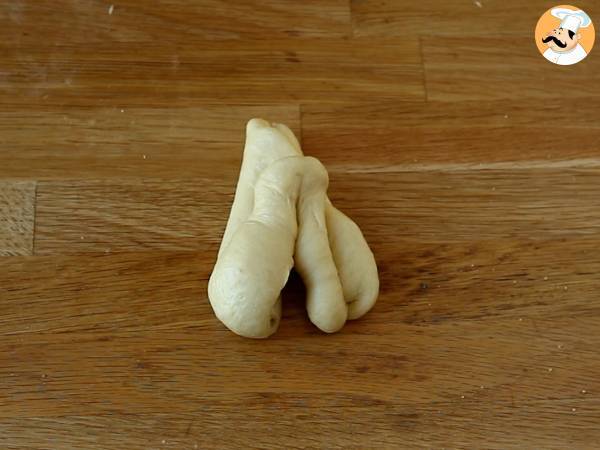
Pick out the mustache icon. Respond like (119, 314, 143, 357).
(542, 35, 567, 48)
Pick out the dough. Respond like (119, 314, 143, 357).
(208, 119, 379, 338)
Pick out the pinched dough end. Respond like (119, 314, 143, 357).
(208, 265, 284, 339)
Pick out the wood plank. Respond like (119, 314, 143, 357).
(1, 39, 424, 107)
(1, 239, 599, 337)
(0, 240, 598, 447)
(0, 105, 299, 179)
(422, 36, 600, 101)
(302, 100, 600, 169)
(351, 0, 598, 37)
(3, 0, 351, 43)
(329, 169, 600, 245)
(1, 399, 599, 449)
(0, 252, 212, 336)
(0, 181, 36, 256)
(34, 180, 230, 254)
(34, 169, 600, 254)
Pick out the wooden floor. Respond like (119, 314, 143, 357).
(2, 1, 600, 448)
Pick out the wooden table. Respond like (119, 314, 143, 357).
(2, 1, 600, 448)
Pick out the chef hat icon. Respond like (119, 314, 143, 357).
(551, 7, 592, 33)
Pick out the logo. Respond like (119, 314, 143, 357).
(535, 5, 595, 65)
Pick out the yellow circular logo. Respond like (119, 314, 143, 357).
(535, 4, 595, 65)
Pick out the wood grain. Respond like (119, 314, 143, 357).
(422, 36, 600, 101)
(3, 0, 600, 448)
(302, 100, 600, 169)
(0, 181, 36, 256)
(0, 105, 299, 179)
(34, 179, 230, 254)
(33, 169, 600, 255)
(2, 239, 599, 337)
(327, 169, 600, 244)
(1, 399, 600, 450)
(1, 38, 424, 107)
(3, 0, 351, 43)
(1, 239, 599, 448)
(0, 251, 211, 336)
(352, 0, 600, 38)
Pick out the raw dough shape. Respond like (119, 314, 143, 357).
(208, 119, 379, 338)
